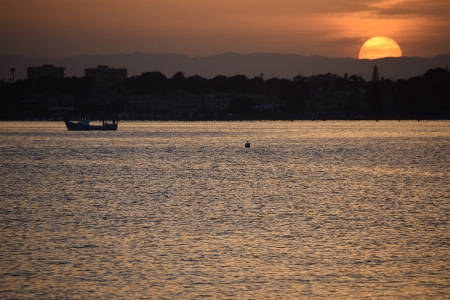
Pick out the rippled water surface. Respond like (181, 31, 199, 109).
(1, 121, 449, 299)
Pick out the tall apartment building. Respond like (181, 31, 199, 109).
(84, 65, 127, 87)
(27, 65, 65, 80)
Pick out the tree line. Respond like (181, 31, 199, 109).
(0, 67, 449, 119)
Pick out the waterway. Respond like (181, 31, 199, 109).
(0, 121, 449, 299)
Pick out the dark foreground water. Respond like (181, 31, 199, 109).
(0, 121, 449, 299)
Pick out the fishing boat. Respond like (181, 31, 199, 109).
(64, 116, 118, 131)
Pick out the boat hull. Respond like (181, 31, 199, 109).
(65, 121, 118, 131)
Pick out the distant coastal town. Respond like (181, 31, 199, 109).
(1, 64, 449, 121)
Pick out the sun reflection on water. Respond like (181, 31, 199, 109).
(0, 121, 449, 298)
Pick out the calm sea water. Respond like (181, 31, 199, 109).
(0, 121, 449, 299)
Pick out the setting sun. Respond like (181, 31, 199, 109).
(359, 36, 402, 59)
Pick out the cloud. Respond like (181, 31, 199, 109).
(368, 1, 450, 18)
(0, 0, 448, 58)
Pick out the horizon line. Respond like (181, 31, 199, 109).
(1, 51, 449, 60)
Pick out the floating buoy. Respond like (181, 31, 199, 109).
(245, 141, 250, 148)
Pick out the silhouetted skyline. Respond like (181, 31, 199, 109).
(1, 63, 448, 121)
(1, 53, 449, 83)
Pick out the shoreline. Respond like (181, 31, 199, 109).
(1, 116, 448, 122)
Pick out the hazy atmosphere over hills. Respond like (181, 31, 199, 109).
(2, 1, 449, 83)
(2, 53, 449, 82)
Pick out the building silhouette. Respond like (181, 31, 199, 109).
(84, 65, 127, 88)
(27, 65, 65, 81)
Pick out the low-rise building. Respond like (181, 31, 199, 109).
(305, 90, 351, 115)
(247, 93, 284, 113)
(85, 65, 127, 88)
(27, 65, 65, 80)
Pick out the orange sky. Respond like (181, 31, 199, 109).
(1, 0, 449, 58)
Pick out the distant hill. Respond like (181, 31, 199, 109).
(1, 52, 449, 82)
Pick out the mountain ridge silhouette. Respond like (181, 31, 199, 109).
(1, 52, 449, 82)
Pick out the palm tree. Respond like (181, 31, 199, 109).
(9, 68, 16, 83)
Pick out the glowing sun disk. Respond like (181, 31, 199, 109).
(359, 36, 402, 59)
